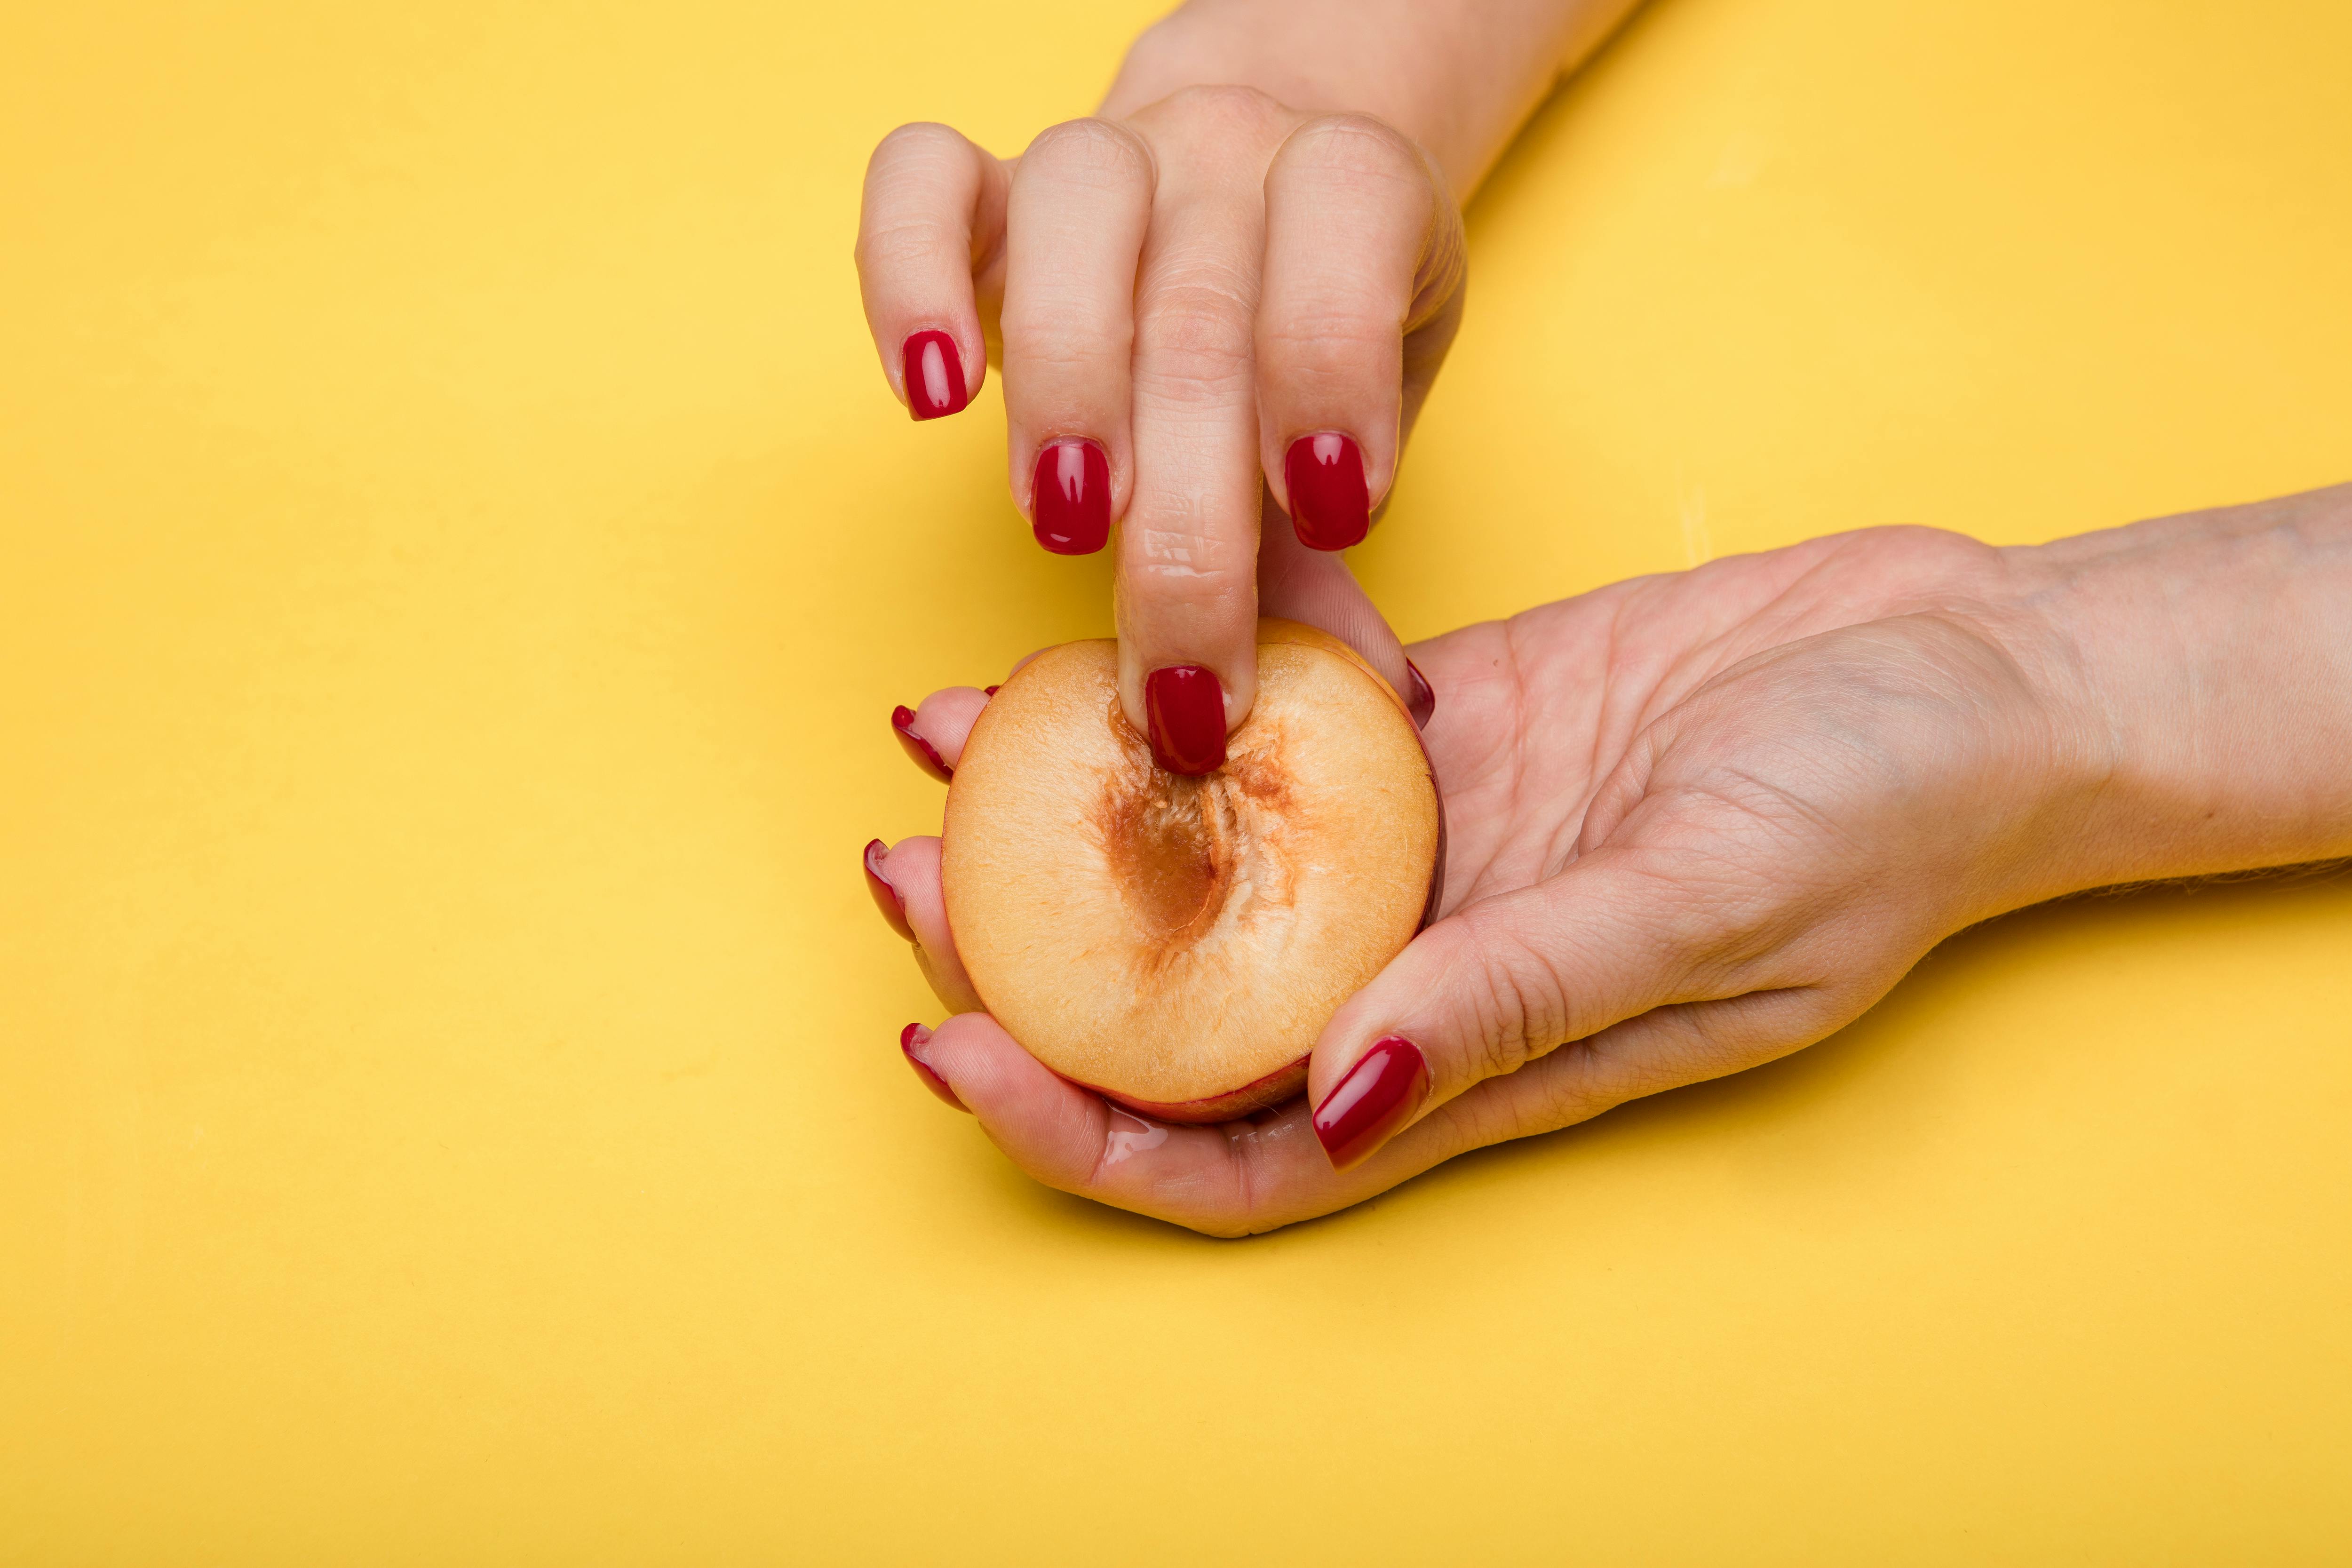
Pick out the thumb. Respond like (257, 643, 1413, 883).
(1303, 851, 1706, 1170)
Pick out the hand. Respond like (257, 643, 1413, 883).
(867, 525, 2116, 1233)
(855, 84, 1466, 762)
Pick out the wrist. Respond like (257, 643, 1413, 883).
(1994, 485, 2352, 894)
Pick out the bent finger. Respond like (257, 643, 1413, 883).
(890, 685, 991, 781)
(1258, 116, 1464, 550)
(864, 836, 984, 1015)
(904, 1014, 1487, 1236)
(856, 123, 1009, 419)
(1001, 119, 1154, 555)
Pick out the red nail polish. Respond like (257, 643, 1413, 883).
(1404, 658, 1435, 729)
(1312, 1035, 1429, 1170)
(891, 704, 953, 782)
(863, 838, 915, 942)
(901, 1023, 967, 1111)
(1284, 432, 1370, 550)
(984, 685, 1000, 697)
(1031, 439, 1111, 555)
(902, 330, 969, 421)
(1144, 665, 1226, 775)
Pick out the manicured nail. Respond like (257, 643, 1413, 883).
(862, 838, 915, 942)
(891, 704, 953, 782)
(1404, 658, 1436, 730)
(1144, 665, 1226, 775)
(900, 1023, 967, 1111)
(1312, 1035, 1430, 1170)
(901, 330, 969, 421)
(984, 685, 999, 697)
(1031, 439, 1111, 555)
(1284, 432, 1370, 550)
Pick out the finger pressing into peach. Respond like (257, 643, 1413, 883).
(890, 685, 991, 781)
(938, 618, 1439, 1125)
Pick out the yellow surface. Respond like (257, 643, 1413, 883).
(4, 0, 2349, 1560)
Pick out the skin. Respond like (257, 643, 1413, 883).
(855, 0, 1642, 733)
(859, 2, 2352, 1230)
(876, 487, 2352, 1234)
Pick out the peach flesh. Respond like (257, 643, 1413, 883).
(940, 620, 1442, 1123)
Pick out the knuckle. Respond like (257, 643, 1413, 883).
(1283, 113, 1422, 175)
(1262, 285, 1403, 332)
(871, 120, 970, 174)
(1023, 117, 1155, 187)
(855, 217, 956, 274)
(1522, 1046, 1619, 1134)
(1260, 307, 1402, 362)
(1137, 282, 1256, 388)
(1451, 915, 1572, 1084)
(1152, 83, 1289, 139)
(1124, 517, 1253, 590)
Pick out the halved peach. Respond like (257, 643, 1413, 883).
(940, 620, 1442, 1122)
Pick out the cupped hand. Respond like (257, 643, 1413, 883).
(867, 526, 2107, 1234)
(855, 86, 1466, 760)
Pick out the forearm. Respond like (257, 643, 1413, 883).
(1100, 0, 1641, 196)
(2008, 484, 2352, 893)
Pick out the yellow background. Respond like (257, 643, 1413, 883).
(5, 0, 2349, 1560)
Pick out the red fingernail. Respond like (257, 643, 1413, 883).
(1031, 439, 1111, 555)
(902, 330, 969, 421)
(1404, 658, 1435, 729)
(900, 1023, 967, 1111)
(1312, 1035, 1429, 1171)
(891, 704, 953, 782)
(863, 838, 915, 942)
(984, 685, 999, 697)
(1284, 432, 1370, 550)
(1144, 665, 1226, 775)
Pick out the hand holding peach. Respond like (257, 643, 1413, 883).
(870, 488, 2352, 1234)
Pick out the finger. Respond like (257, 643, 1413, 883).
(865, 836, 983, 1014)
(1258, 115, 1465, 551)
(1255, 493, 1411, 699)
(889, 685, 991, 781)
(1303, 850, 1727, 1170)
(1001, 119, 1154, 556)
(1114, 89, 1298, 767)
(904, 1013, 1490, 1236)
(856, 123, 1010, 420)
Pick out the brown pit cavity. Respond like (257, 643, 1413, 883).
(1102, 772, 1245, 942)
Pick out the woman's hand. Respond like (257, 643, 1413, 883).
(869, 488, 2352, 1234)
(853, 0, 1640, 767)
(871, 526, 2093, 1232)
(856, 90, 1463, 764)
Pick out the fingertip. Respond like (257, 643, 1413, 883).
(900, 1022, 969, 1111)
(1029, 439, 1112, 554)
(1282, 433, 1371, 550)
(863, 838, 916, 942)
(1309, 1035, 1430, 1171)
(890, 704, 954, 781)
(902, 329, 973, 421)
